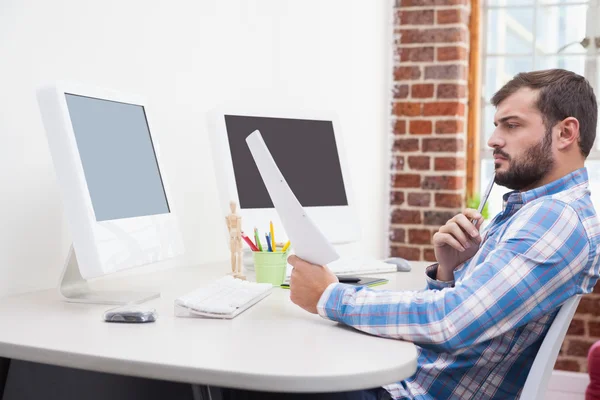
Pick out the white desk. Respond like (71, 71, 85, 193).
(0, 261, 429, 393)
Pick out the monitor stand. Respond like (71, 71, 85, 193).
(59, 245, 160, 305)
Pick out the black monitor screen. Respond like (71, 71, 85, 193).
(224, 115, 348, 209)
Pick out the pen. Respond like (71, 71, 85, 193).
(241, 232, 259, 251)
(266, 234, 273, 252)
(282, 240, 291, 252)
(270, 221, 276, 252)
(472, 172, 495, 226)
(254, 228, 263, 251)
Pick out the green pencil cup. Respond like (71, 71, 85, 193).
(253, 249, 289, 285)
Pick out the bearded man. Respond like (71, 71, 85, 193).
(224, 70, 600, 400)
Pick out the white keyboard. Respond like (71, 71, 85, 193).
(174, 276, 272, 319)
(326, 257, 398, 275)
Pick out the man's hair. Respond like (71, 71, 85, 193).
(491, 69, 598, 157)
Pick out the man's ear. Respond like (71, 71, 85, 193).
(557, 117, 580, 151)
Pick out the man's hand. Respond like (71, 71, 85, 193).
(432, 208, 484, 281)
(287, 255, 339, 314)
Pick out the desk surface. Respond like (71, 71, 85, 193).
(0, 261, 429, 393)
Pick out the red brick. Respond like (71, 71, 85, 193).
(411, 84, 434, 98)
(437, 46, 468, 61)
(437, 84, 467, 99)
(435, 120, 464, 134)
(567, 318, 586, 336)
(390, 246, 421, 261)
(390, 191, 405, 205)
(409, 229, 432, 244)
(594, 283, 600, 293)
(393, 102, 422, 117)
(423, 102, 465, 117)
(393, 138, 420, 152)
(408, 192, 431, 207)
(398, 9, 434, 25)
(576, 296, 600, 315)
(393, 119, 407, 135)
(398, 47, 434, 62)
(393, 84, 409, 99)
(566, 339, 596, 357)
(437, 9, 469, 25)
(423, 138, 464, 152)
(422, 176, 464, 190)
(392, 173, 421, 188)
(424, 211, 456, 226)
(423, 248, 437, 262)
(408, 156, 430, 170)
(400, 0, 468, 5)
(398, 28, 467, 44)
(425, 65, 467, 80)
(394, 66, 422, 81)
(389, 228, 406, 243)
(435, 157, 465, 171)
(409, 120, 433, 135)
(554, 359, 582, 372)
(392, 155, 405, 170)
(435, 193, 463, 208)
(589, 321, 600, 337)
(391, 209, 422, 224)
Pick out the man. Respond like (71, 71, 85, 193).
(224, 69, 600, 400)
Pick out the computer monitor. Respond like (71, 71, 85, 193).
(37, 82, 184, 303)
(210, 108, 360, 245)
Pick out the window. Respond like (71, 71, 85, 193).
(479, 0, 600, 218)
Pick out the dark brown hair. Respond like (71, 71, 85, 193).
(491, 69, 598, 157)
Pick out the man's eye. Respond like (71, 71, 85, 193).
(507, 123, 518, 129)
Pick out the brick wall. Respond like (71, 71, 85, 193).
(389, 0, 470, 261)
(556, 286, 600, 372)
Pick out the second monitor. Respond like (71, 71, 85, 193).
(210, 110, 360, 245)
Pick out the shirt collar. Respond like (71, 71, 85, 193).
(502, 168, 589, 207)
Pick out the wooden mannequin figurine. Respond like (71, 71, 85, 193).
(225, 201, 245, 280)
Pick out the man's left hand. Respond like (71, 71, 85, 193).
(288, 255, 339, 314)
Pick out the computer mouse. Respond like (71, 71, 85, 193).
(384, 257, 412, 272)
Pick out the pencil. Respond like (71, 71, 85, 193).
(254, 228, 263, 251)
(270, 221, 276, 252)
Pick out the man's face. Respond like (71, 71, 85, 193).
(488, 88, 555, 191)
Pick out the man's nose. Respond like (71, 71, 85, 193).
(487, 128, 504, 149)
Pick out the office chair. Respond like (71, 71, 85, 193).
(520, 295, 581, 400)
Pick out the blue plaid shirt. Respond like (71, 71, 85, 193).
(318, 168, 600, 399)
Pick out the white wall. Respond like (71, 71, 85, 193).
(0, 0, 393, 296)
